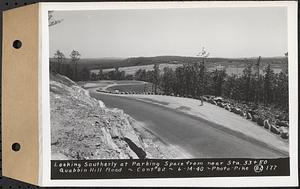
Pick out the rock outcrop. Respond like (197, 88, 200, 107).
(50, 74, 182, 160)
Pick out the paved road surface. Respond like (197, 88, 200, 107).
(89, 90, 287, 158)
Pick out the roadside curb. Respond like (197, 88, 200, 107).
(132, 97, 289, 156)
(95, 90, 289, 156)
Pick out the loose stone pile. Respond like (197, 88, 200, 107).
(202, 95, 289, 140)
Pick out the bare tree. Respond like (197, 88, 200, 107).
(197, 47, 210, 59)
(196, 47, 209, 105)
(48, 11, 63, 27)
(70, 50, 81, 81)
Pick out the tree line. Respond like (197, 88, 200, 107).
(134, 61, 288, 111)
(51, 50, 288, 111)
(51, 49, 84, 81)
(51, 49, 134, 81)
(90, 67, 134, 81)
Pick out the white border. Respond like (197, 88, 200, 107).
(40, 1, 298, 187)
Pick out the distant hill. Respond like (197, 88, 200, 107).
(50, 55, 288, 71)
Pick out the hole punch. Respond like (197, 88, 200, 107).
(12, 40, 22, 49)
(12, 143, 21, 152)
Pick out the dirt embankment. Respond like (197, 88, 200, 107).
(50, 74, 183, 160)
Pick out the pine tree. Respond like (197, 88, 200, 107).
(79, 67, 90, 81)
(98, 68, 103, 80)
(161, 67, 176, 95)
(53, 50, 65, 74)
(242, 63, 253, 102)
(263, 64, 274, 105)
(211, 69, 227, 96)
(153, 64, 160, 94)
(70, 50, 81, 81)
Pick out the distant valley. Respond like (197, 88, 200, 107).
(50, 55, 288, 75)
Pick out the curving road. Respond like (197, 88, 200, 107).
(89, 90, 287, 158)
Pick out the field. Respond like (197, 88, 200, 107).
(224, 66, 282, 75)
(91, 63, 183, 75)
(90, 63, 283, 76)
(51, 55, 287, 76)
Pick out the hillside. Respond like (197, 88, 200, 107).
(50, 55, 287, 72)
(50, 74, 186, 160)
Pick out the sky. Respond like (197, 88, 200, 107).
(49, 7, 287, 59)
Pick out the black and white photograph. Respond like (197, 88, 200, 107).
(45, 2, 298, 182)
(1, 1, 297, 187)
(49, 6, 290, 160)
